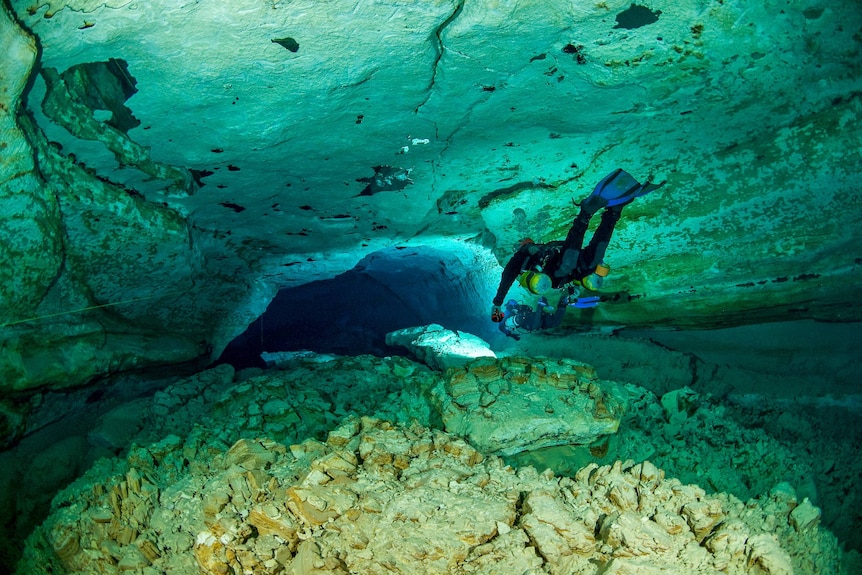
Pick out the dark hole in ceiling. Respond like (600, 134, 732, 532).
(613, 4, 661, 30)
(272, 37, 300, 52)
(56, 57, 140, 133)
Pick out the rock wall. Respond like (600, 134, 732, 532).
(2, 0, 862, 439)
(0, 4, 60, 328)
(0, 6, 266, 445)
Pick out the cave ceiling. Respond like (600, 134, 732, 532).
(1, 0, 861, 402)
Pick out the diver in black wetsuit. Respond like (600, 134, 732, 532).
(490, 169, 665, 324)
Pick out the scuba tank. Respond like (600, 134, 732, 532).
(517, 270, 552, 295)
(580, 262, 610, 291)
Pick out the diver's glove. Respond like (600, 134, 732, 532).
(490, 305, 504, 322)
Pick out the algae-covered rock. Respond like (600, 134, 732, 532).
(131, 354, 630, 462)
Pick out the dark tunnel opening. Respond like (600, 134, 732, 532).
(218, 246, 496, 369)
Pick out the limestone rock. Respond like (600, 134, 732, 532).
(116, 545, 150, 570)
(745, 534, 794, 575)
(436, 356, 625, 456)
(1, 0, 861, 470)
(521, 489, 595, 570)
(681, 499, 725, 543)
(225, 438, 280, 470)
(17, 415, 849, 575)
(789, 498, 821, 532)
(87, 399, 149, 450)
(385, 324, 496, 371)
(612, 385, 823, 507)
(10, 354, 857, 575)
(261, 350, 339, 368)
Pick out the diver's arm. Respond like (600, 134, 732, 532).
(492, 247, 530, 306)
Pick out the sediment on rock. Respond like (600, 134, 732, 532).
(435, 355, 627, 456)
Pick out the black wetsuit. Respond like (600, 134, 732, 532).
(492, 204, 623, 306)
(498, 297, 569, 340)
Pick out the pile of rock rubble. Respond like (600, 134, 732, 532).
(18, 416, 843, 574)
(14, 346, 854, 574)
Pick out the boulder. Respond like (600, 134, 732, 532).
(260, 350, 339, 368)
(385, 324, 496, 371)
(435, 356, 627, 456)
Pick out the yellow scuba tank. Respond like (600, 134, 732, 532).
(518, 270, 552, 295)
(580, 262, 610, 291)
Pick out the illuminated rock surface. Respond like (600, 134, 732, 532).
(386, 324, 497, 370)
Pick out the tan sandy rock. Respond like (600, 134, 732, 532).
(789, 498, 821, 533)
(436, 356, 626, 455)
(12, 354, 860, 574)
(16, 415, 851, 575)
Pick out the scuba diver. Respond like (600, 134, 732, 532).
(496, 293, 604, 340)
(490, 168, 665, 327)
(497, 296, 570, 340)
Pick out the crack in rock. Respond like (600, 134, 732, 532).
(415, 0, 465, 114)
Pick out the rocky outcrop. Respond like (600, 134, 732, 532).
(384, 328, 628, 456)
(8, 352, 861, 573)
(0, 4, 63, 445)
(434, 356, 627, 456)
(0, 4, 61, 327)
(16, 416, 846, 575)
(385, 324, 497, 370)
(148, 353, 624, 459)
(0, 9, 267, 447)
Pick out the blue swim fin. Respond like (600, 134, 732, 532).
(586, 169, 666, 209)
(569, 296, 601, 308)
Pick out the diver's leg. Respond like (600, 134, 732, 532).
(555, 208, 594, 278)
(542, 298, 568, 329)
(562, 209, 593, 252)
(579, 204, 623, 271)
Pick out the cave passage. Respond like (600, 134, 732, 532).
(219, 246, 495, 369)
